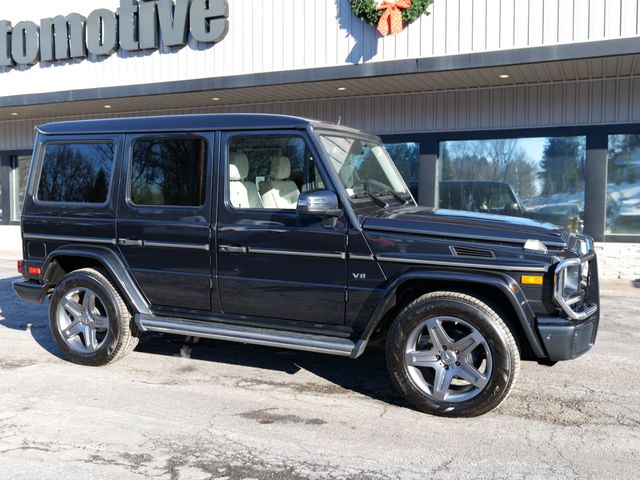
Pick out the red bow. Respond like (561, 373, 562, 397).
(376, 0, 412, 36)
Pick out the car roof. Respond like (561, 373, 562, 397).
(37, 113, 365, 136)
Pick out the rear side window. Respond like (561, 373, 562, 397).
(130, 138, 207, 207)
(37, 142, 114, 203)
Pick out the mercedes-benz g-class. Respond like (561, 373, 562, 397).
(13, 114, 599, 416)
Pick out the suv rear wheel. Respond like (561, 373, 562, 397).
(386, 291, 520, 417)
(49, 268, 138, 366)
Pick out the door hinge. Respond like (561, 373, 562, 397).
(344, 289, 349, 303)
(209, 278, 213, 289)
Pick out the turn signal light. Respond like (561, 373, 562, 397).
(17, 260, 23, 273)
(28, 267, 41, 275)
(521, 275, 543, 285)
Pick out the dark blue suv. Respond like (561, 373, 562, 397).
(13, 114, 600, 417)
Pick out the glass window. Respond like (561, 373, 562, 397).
(440, 136, 586, 233)
(607, 134, 640, 235)
(384, 142, 420, 199)
(11, 155, 31, 221)
(38, 142, 114, 203)
(131, 138, 207, 207)
(319, 134, 410, 202)
(227, 136, 324, 210)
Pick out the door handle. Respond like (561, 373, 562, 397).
(218, 245, 247, 253)
(118, 238, 143, 246)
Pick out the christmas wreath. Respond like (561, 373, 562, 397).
(349, 0, 433, 36)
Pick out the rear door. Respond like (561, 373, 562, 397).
(117, 132, 216, 312)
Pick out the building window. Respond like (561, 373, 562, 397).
(130, 138, 207, 207)
(607, 134, 640, 235)
(384, 142, 420, 198)
(37, 142, 114, 204)
(440, 136, 586, 233)
(11, 155, 31, 221)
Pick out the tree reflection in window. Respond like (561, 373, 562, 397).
(131, 138, 206, 206)
(38, 143, 113, 203)
(607, 134, 640, 234)
(440, 137, 586, 233)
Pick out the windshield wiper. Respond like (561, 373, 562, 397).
(376, 189, 410, 205)
(353, 191, 389, 208)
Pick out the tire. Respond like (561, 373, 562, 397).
(386, 291, 520, 417)
(49, 268, 139, 366)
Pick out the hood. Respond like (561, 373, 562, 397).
(361, 206, 569, 249)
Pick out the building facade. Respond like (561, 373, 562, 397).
(1, 0, 639, 279)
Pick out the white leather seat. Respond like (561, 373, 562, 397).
(260, 155, 300, 209)
(229, 152, 263, 209)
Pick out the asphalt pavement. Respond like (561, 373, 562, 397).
(0, 257, 639, 479)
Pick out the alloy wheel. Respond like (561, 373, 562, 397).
(404, 316, 493, 402)
(56, 287, 110, 354)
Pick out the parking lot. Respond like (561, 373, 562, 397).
(1, 255, 639, 479)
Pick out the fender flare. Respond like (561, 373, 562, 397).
(359, 269, 546, 358)
(41, 245, 151, 315)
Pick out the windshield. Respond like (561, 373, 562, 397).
(318, 134, 411, 204)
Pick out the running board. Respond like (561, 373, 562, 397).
(135, 314, 367, 358)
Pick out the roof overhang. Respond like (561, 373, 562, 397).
(2, 38, 640, 122)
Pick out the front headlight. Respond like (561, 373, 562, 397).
(553, 251, 597, 320)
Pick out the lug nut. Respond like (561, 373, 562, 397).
(454, 349, 459, 354)
(444, 365, 449, 370)
(443, 346, 447, 350)
(455, 362, 460, 366)
(435, 355, 441, 360)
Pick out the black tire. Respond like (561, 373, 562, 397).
(386, 291, 520, 417)
(49, 268, 139, 366)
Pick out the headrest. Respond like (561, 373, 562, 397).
(229, 152, 249, 181)
(270, 155, 291, 180)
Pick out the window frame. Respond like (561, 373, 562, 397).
(126, 134, 210, 210)
(33, 138, 117, 207)
(222, 130, 333, 214)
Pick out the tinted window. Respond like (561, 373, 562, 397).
(131, 138, 207, 206)
(38, 142, 114, 203)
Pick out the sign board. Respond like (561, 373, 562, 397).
(0, 0, 229, 68)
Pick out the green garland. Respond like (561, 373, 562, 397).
(349, 0, 433, 28)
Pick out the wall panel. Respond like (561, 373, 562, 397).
(5, 77, 640, 150)
(1, 0, 639, 101)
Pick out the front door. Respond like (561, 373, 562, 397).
(217, 131, 347, 325)
(117, 132, 215, 311)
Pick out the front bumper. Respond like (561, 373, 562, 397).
(537, 312, 599, 361)
(12, 279, 50, 304)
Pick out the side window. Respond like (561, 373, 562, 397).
(130, 137, 207, 207)
(227, 135, 325, 210)
(37, 142, 114, 203)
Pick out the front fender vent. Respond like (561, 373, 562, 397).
(450, 246, 496, 259)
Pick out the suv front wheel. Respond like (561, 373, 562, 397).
(386, 291, 520, 417)
(49, 268, 138, 366)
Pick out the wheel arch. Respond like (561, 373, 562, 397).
(360, 270, 546, 359)
(42, 245, 151, 315)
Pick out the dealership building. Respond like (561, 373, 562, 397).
(1, 0, 639, 279)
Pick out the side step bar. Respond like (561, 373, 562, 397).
(135, 314, 367, 358)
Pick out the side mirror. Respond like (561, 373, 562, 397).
(297, 190, 342, 218)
